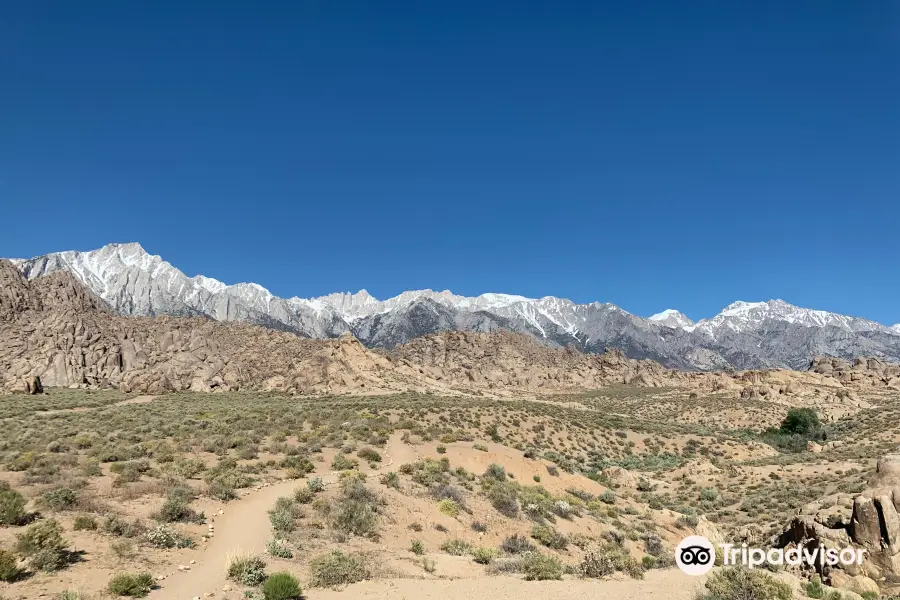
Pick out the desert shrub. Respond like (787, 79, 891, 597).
(357, 448, 381, 463)
(263, 572, 303, 600)
(807, 575, 825, 599)
(267, 538, 294, 559)
(309, 550, 371, 588)
(698, 567, 792, 600)
(307, 477, 325, 492)
(437, 498, 459, 517)
(43, 488, 77, 511)
(331, 483, 380, 539)
(471, 521, 488, 533)
(780, 408, 821, 436)
(16, 518, 70, 572)
(472, 546, 499, 564)
(530, 525, 568, 550)
(643, 533, 665, 557)
(107, 572, 154, 597)
(0, 549, 23, 582)
(410, 539, 425, 555)
(552, 499, 573, 519)
(577, 549, 615, 578)
(483, 464, 507, 481)
(269, 497, 299, 534)
(281, 455, 315, 477)
(331, 455, 358, 471)
(523, 552, 564, 581)
(546, 465, 559, 477)
(0, 484, 27, 526)
(154, 487, 204, 523)
(207, 480, 237, 501)
(436, 445, 447, 454)
(103, 515, 146, 538)
(675, 513, 699, 529)
(293, 487, 315, 504)
(441, 538, 473, 556)
(502, 533, 536, 555)
(73, 514, 97, 531)
(599, 490, 616, 505)
(380, 471, 400, 489)
(227, 554, 267, 586)
(145, 524, 194, 549)
(486, 483, 519, 518)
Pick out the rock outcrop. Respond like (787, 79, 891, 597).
(777, 452, 900, 593)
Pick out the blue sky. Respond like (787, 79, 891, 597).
(1, 1, 898, 323)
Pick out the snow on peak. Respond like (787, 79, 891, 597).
(648, 309, 695, 329)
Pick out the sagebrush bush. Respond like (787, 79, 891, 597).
(227, 554, 267, 586)
(0, 549, 23, 583)
(472, 546, 499, 564)
(267, 538, 293, 559)
(523, 552, 564, 581)
(331, 455, 358, 471)
(410, 540, 425, 555)
(530, 524, 568, 550)
(501, 533, 535, 555)
(698, 567, 792, 600)
(16, 518, 70, 572)
(437, 498, 459, 517)
(309, 550, 371, 588)
(577, 549, 615, 578)
(0, 484, 27, 526)
(154, 487, 204, 523)
(107, 572, 154, 597)
(440, 538, 472, 556)
(73, 514, 97, 531)
(357, 448, 381, 463)
(43, 488, 77, 511)
(262, 571, 303, 600)
(331, 483, 380, 539)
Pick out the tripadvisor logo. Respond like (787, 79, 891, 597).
(675, 536, 866, 576)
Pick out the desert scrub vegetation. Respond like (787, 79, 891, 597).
(309, 550, 372, 587)
(153, 486, 205, 523)
(0, 549, 23, 582)
(263, 572, 303, 600)
(697, 567, 792, 600)
(227, 554, 267, 586)
(16, 518, 72, 572)
(522, 552, 564, 580)
(107, 572, 155, 597)
(0, 482, 28, 525)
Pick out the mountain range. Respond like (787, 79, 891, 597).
(10, 242, 900, 371)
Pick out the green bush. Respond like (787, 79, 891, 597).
(107, 572, 154, 597)
(73, 514, 97, 531)
(410, 540, 425, 555)
(331, 455, 358, 471)
(0, 484, 27, 526)
(357, 448, 381, 463)
(698, 567, 792, 600)
(267, 538, 293, 559)
(0, 549, 23, 582)
(486, 483, 519, 518)
(307, 477, 325, 492)
(16, 518, 70, 572)
(43, 488, 77, 511)
(437, 498, 459, 517)
(309, 550, 371, 587)
(523, 552, 564, 581)
(293, 487, 315, 504)
(501, 533, 535, 554)
(806, 575, 825, 599)
(440, 538, 473, 556)
(780, 408, 821, 436)
(154, 487, 204, 523)
(263, 572, 303, 600)
(332, 483, 380, 539)
(380, 471, 400, 489)
(227, 554, 267, 586)
(472, 546, 499, 564)
(530, 525, 568, 550)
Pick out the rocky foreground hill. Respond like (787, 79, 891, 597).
(3, 258, 900, 401)
(11, 242, 900, 371)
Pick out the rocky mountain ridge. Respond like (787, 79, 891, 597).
(10, 242, 900, 371)
(3, 258, 900, 403)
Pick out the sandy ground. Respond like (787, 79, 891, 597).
(312, 570, 706, 599)
(150, 433, 419, 599)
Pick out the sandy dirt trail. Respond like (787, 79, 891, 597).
(151, 433, 416, 599)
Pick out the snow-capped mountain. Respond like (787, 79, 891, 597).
(9, 242, 900, 371)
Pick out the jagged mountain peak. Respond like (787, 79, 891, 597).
(7, 243, 900, 371)
(648, 309, 695, 329)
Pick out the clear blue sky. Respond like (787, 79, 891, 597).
(2, 1, 898, 323)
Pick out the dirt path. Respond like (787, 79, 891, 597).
(151, 433, 413, 599)
(312, 569, 705, 599)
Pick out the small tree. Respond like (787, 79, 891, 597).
(779, 408, 821, 436)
